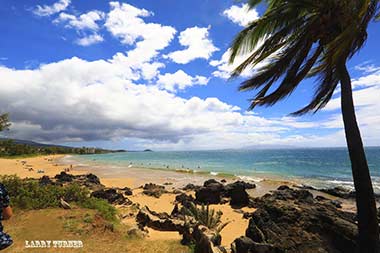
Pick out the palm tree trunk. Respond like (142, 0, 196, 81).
(338, 63, 379, 253)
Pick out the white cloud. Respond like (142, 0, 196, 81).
(54, 10, 105, 31)
(210, 47, 266, 79)
(0, 54, 331, 149)
(105, 2, 176, 64)
(33, 0, 71, 17)
(223, 4, 260, 27)
(354, 63, 380, 74)
(157, 70, 209, 92)
(318, 67, 380, 146)
(76, 34, 104, 46)
(165, 26, 219, 64)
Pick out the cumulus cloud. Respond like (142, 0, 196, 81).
(75, 34, 104, 46)
(165, 26, 219, 64)
(105, 2, 176, 64)
(210, 46, 266, 79)
(0, 54, 327, 149)
(54, 10, 105, 31)
(223, 4, 259, 27)
(157, 70, 209, 92)
(33, 0, 71, 17)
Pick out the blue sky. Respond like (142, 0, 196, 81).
(0, 0, 379, 150)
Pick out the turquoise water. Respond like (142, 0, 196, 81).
(70, 147, 380, 192)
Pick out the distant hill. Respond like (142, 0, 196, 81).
(0, 138, 126, 157)
(0, 138, 75, 149)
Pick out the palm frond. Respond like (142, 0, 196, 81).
(229, 0, 379, 116)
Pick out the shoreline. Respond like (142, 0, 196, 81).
(58, 154, 302, 190)
(0, 154, 358, 247)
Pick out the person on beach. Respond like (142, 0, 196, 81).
(0, 183, 13, 250)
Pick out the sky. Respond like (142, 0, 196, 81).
(0, 0, 379, 150)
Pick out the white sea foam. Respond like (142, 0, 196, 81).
(236, 175, 263, 183)
(210, 171, 218, 176)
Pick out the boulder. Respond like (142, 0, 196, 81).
(192, 225, 225, 253)
(229, 183, 249, 207)
(320, 186, 354, 199)
(136, 206, 185, 232)
(232, 236, 255, 253)
(182, 183, 200, 191)
(91, 188, 127, 204)
(175, 193, 195, 208)
(204, 179, 222, 187)
(330, 199, 343, 208)
(277, 185, 290, 191)
(228, 181, 256, 190)
(86, 173, 100, 184)
(123, 187, 133, 196)
(171, 203, 180, 216)
(142, 183, 167, 198)
(243, 188, 358, 253)
(196, 183, 223, 204)
(315, 195, 328, 201)
(246, 219, 265, 243)
(54, 172, 74, 182)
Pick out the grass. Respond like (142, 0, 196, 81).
(2, 208, 190, 253)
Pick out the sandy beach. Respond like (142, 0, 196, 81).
(0, 155, 256, 246)
(0, 155, 86, 179)
(0, 154, 357, 248)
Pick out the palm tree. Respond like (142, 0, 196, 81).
(229, 0, 380, 252)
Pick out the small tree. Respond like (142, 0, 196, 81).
(0, 113, 10, 131)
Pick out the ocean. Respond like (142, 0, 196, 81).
(67, 147, 380, 192)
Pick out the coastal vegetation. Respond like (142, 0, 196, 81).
(184, 203, 227, 231)
(0, 139, 118, 158)
(229, 0, 380, 251)
(0, 175, 116, 221)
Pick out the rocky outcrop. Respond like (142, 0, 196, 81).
(226, 181, 256, 191)
(225, 182, 249, 207)
(50, 172, 103, 190)
(195, 183, 224, 204)
(232, 236, 280, 253)
(195, 179, 253, 206)
(243, 186, 358, 253)
(91, 188, 130, 205)
(86, 173, 100, 184)
(142, 183, 167, 198)
(122, 187, 133, 196)
(136, 206, 185, 232)
(54, 172, 74, 182)
(192, 225, 227, 253)
(319, 186, 355, 199)
(182, 183, 201, 191)
(175, 193, 195, 208)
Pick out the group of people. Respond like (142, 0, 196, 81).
(0, 183, 12, 250)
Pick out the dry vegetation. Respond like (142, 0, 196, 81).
(2, 208, 189, 253)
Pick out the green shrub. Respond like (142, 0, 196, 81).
(184, 203, 223, 230)
(80, 197, 117, 222)
(0, 175, 116, 221)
